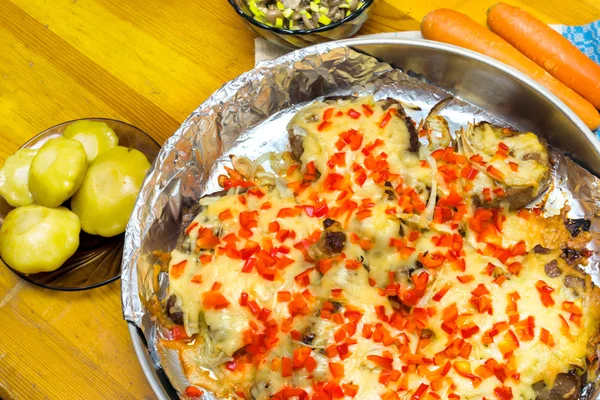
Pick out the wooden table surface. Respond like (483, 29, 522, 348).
(0, 0, 598, 398)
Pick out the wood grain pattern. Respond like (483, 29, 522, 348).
(0, 0, 597, 398)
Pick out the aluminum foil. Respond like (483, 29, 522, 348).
(121, 41, 600, 399)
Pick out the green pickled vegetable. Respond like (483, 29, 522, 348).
(63, 120, 119, 162)
(71, 146, 151, 237)
(282, 8, 294, 19)
(318, 14, 331, 25)
(0, 149, 37, 207)
(28, 137, 88, 208)
(0, 205, 80, 274)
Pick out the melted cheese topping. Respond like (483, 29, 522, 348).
(467, 124, 548, 187)
(165, 97, 599, 400)
(171, 190, 321, 355)
(418, 244, 594, 399)
(290, 97, 431, 202)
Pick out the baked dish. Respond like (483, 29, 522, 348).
(147, 96, 600, 399)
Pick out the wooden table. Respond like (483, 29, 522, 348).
(0, 0, 597, 398)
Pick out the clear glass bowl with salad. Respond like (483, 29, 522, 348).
(228, 0, 376, 48)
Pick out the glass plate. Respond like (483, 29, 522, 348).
(0, 118, 161, 291)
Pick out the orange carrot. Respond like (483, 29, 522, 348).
(421, 9, 600, 130)
(487, 3, 600, 110)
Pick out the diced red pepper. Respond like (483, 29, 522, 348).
(170, 260, 187, 279)
(486, 165, 506, 180)
(272, 386, 306, 398)
(305, 356, 317, 372)
(257, 308, 271, 321)
(342, 383, 359, 397)
(218, 210, 233, 220)
(172, 325, 189, 340)
(281, 357, 292, 377)
(318, 120, 332, 131)
(461, 165, 479, 180)
(199, 254, 212, 265)
(383, 390, 400, 400)
(277, 207, 301, 218)
(355, 170, 367, 187)
(511, 241, 527, 256)
(366, 354, 394, 371)
(457, 275, 474, 283)
(507, 261, 522, 276)
(417, 252, 445, 268)
(329, 362, 345, 378)
(292, 347, 312, 370)
(294, 268, 314, 286)
(454, 361, 482, 386)
(412, 271, 429, 291)
(361, 104, 374, 117)
(493, 275, 507, 286)
(266, 222, 279, 235)
(380, 110, 393, 128)
(348, 108, 361, 119)
(284, 250, 301, 267)
(432, 283, 452, 302)
(337, 342, 350, 360)
(327, 152, 347, 169)
(314, 204, 329, 218)
(184, 386, 204, 398)
(202, 291, 230, 309)
(559, 314, 573, 339)
(356, 210, 372, 220)
(277, 291, 291, 302)
(223, 179, 255, 190)
(535, 280, 555, 307)
(350, 132, 363, 151)
(494, 386, 514, 400)
(185, 222, 198, 235)
(359, 238, 374, 251)
(498, 330, 520, 358)
(196, 227, 220, 249)
(239, 292, 249, 306)
(411, 383, 429, 399)
(242, 258, 257, 273)
(469, 154, 485, 165)
(461, 323, 480, 339)
(540, 328, 555, 347)
(471, 284, 490, 297)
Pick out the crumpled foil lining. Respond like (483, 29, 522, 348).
(122, 41, 600, 398)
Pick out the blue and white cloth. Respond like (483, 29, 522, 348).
(555, 21, 600, 135)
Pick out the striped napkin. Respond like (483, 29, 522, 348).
(556, 21, 600, 135)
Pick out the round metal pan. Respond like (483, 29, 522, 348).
(127, 37, 600, 399)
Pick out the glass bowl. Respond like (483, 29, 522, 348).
(228, 0, 376, 49)
(0, 118, 161, 291)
